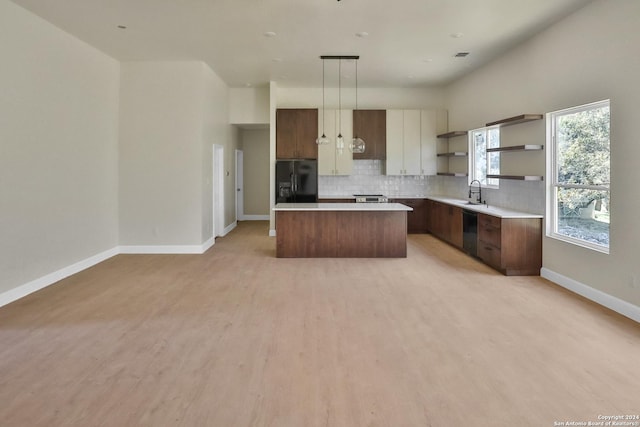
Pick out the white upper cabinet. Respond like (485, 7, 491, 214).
(386, 109, 421, 175)
(387, 109, 448, 176)
(318, 109, 353, 176)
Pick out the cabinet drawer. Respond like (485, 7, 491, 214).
(479, 213, 501, 230)
(478, 243, 502, 270)
(479, 224, 501, 248)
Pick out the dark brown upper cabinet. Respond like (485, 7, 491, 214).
(352, 110, 386, 160)
(276, 109, 318, 159)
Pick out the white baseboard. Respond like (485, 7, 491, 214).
(1, 235, 222, 308)
(119, 245, 204, 254)
(0, 247, 119, 308)
(541, 268, 640, 323)
(221, 221, 237, 237)
(201, 236, 215, 253)
(269, 229, 276, 237)
(241, 215, 270, 221)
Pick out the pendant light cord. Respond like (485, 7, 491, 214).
(338, 59, 342, 136)
(322, 59, 326, 136)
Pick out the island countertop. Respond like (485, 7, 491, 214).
(273, 202, 413, 212)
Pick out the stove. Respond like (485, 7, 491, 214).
(354, 194, 389, 203)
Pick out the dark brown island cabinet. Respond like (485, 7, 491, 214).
(276, 108, 318, 159)
(352, 110, 387, 160)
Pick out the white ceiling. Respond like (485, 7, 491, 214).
(11, 0, 593, 88)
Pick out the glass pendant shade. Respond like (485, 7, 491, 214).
(316, 133, 330, 145)
(350, 137, 365, 154)
(336, 133, 345, 153)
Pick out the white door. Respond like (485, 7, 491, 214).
(236, 150, 243, 221)
(213, 145, 225, 237)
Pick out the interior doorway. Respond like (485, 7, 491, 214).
(213, 144, 225, 237)
(236, 150, 244, 221)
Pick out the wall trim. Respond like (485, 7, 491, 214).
(221, 221, 237, 237)
(541, 268, 640, 324)
(269, 229, 276, 237)
(119, 244, 204, 254)
(201, 237, 215, 253)
(0, 247, 119, 308)
(241, 215, 270, 221)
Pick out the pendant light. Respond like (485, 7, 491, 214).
(316, 58, 330, 145)
(336, 58, 345, 154)
(349, 58, 366, 154)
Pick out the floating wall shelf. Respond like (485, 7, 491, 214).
(486, 114, 543, 127)
(487, 174, 544, 181)
(437, 152, 468, 157)
(437, 172, 468, 177)
(486, 144, 544, 153)
(437, 131, 467, 139)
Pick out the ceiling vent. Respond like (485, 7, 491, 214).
(454, 52, 470, 57)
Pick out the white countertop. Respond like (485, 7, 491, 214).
(426, 196, 543, 219)
(273, 203, 413, 212)
(318, 195, 428, 199)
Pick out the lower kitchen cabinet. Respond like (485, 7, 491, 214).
(477, 213, 542, 276)
(427, 200, 462, 248)
(390, 199, 428, 234)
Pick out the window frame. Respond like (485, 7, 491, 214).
(546, 99, 610, 254)
(468, 126, 500, 189)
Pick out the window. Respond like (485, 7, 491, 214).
(469, 126, 500, 187)
(547, 100, 610, 253)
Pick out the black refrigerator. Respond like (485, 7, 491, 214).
(276, 160, 318, 203)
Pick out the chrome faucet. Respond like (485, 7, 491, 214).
(468, 179, 483, 204)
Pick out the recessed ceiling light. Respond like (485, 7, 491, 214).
(245, 83, 252, 87)
(117, 25, 127, 29)
(423, 58, 433, 63)
(356, 32, 369, 38)
(263, 31, 277, 37)
(407, 75, 415, 79)
(450, 32, 464, 38)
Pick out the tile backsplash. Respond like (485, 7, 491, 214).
(319, 160, 434, 197)
(319, 160, 545, 214)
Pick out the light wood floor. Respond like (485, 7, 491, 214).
(1, 221, 638, 426)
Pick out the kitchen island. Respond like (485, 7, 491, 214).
(273, 203, 413, 258)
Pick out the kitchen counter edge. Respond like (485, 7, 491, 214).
(273, 203, 413, 212)
(426, 196, 543, 219)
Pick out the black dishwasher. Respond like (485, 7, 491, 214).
(462, 210, 478, 257)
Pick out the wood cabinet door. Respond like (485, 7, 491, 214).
(353, 110, 386, 160)
(449, 206, 463, 248)
(295, 109, 318, 159)
(276, 109, 298, 159)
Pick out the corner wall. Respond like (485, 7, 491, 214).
(444, 0, 640, 308)
(0, 0, 120, 295)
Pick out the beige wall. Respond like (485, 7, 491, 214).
(241, 129, 270, 216)
(445, 0, 640, 307)
(229, 87, 270, 125)
(118, 62, 204, 246)
(119, 61, 236, 245)
(0, 0, 120, 294)
(201, 64, 236, 239)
